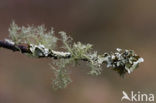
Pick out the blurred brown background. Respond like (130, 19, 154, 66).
(0, 0, 156, 103)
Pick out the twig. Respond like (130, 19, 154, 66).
(0, 39, 144, 75)
(0, 39, 71, 59)
(0, 22, 144, 89)
(0, 40, 31, 53)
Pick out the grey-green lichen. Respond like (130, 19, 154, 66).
(9, 21, 57, 49)
(50, 59, 72, 89)
(7, 22, 144, 89)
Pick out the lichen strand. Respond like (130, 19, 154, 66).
(60, 33, 144, 76)
(9, 21, 57, 49)
(50, 59, 72, 89)
(7, 22, 144, 89)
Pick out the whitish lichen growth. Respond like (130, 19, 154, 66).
(29, 44, 50, 57)
(9, 21, 57, 49)
(7, 22, 144, 89)
(50, 59, 72, 89)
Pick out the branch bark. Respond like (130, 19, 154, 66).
(0, 39, 144, 75)
(0, 40, 31, 53)
(0, 39, 71, 59)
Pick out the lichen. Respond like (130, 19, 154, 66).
(4, 39, 15, 45)
(29, 44, 50, 57)
(50, 59, 72, 89)
(9, 21, 58, 49)
(6, 22, 144, 89)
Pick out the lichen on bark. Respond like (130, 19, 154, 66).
(0, 22, 144, 89)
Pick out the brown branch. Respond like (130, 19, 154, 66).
(0, 40, 31, 54)
(0, 39, 144, 75)
(0, 39, 71, 59)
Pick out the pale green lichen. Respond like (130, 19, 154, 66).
(7, 22, 144, 89)
(60, 32, 102, 76)
(71, 42, 92, 60)
(50, 59, 72, 89)
(9, 21, 57, 49)
(87, 52, 104, 76)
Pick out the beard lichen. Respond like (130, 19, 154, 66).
(9, 21, 57, 49)
(50, 59, 72, 89)
(6, 22, 144, 89)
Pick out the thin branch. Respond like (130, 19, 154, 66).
(0, 22, 144, 89)
(0, 39, 71, 59)
(0, 39, 144, 75)
(0, 40, 31, 53)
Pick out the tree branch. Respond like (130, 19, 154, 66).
(0, 22, 144, 89)
(0, 39, 71, 59)
(0, 40, 31, 53)
(0, 22, 146, 89)
(0, 39, 144, 75)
